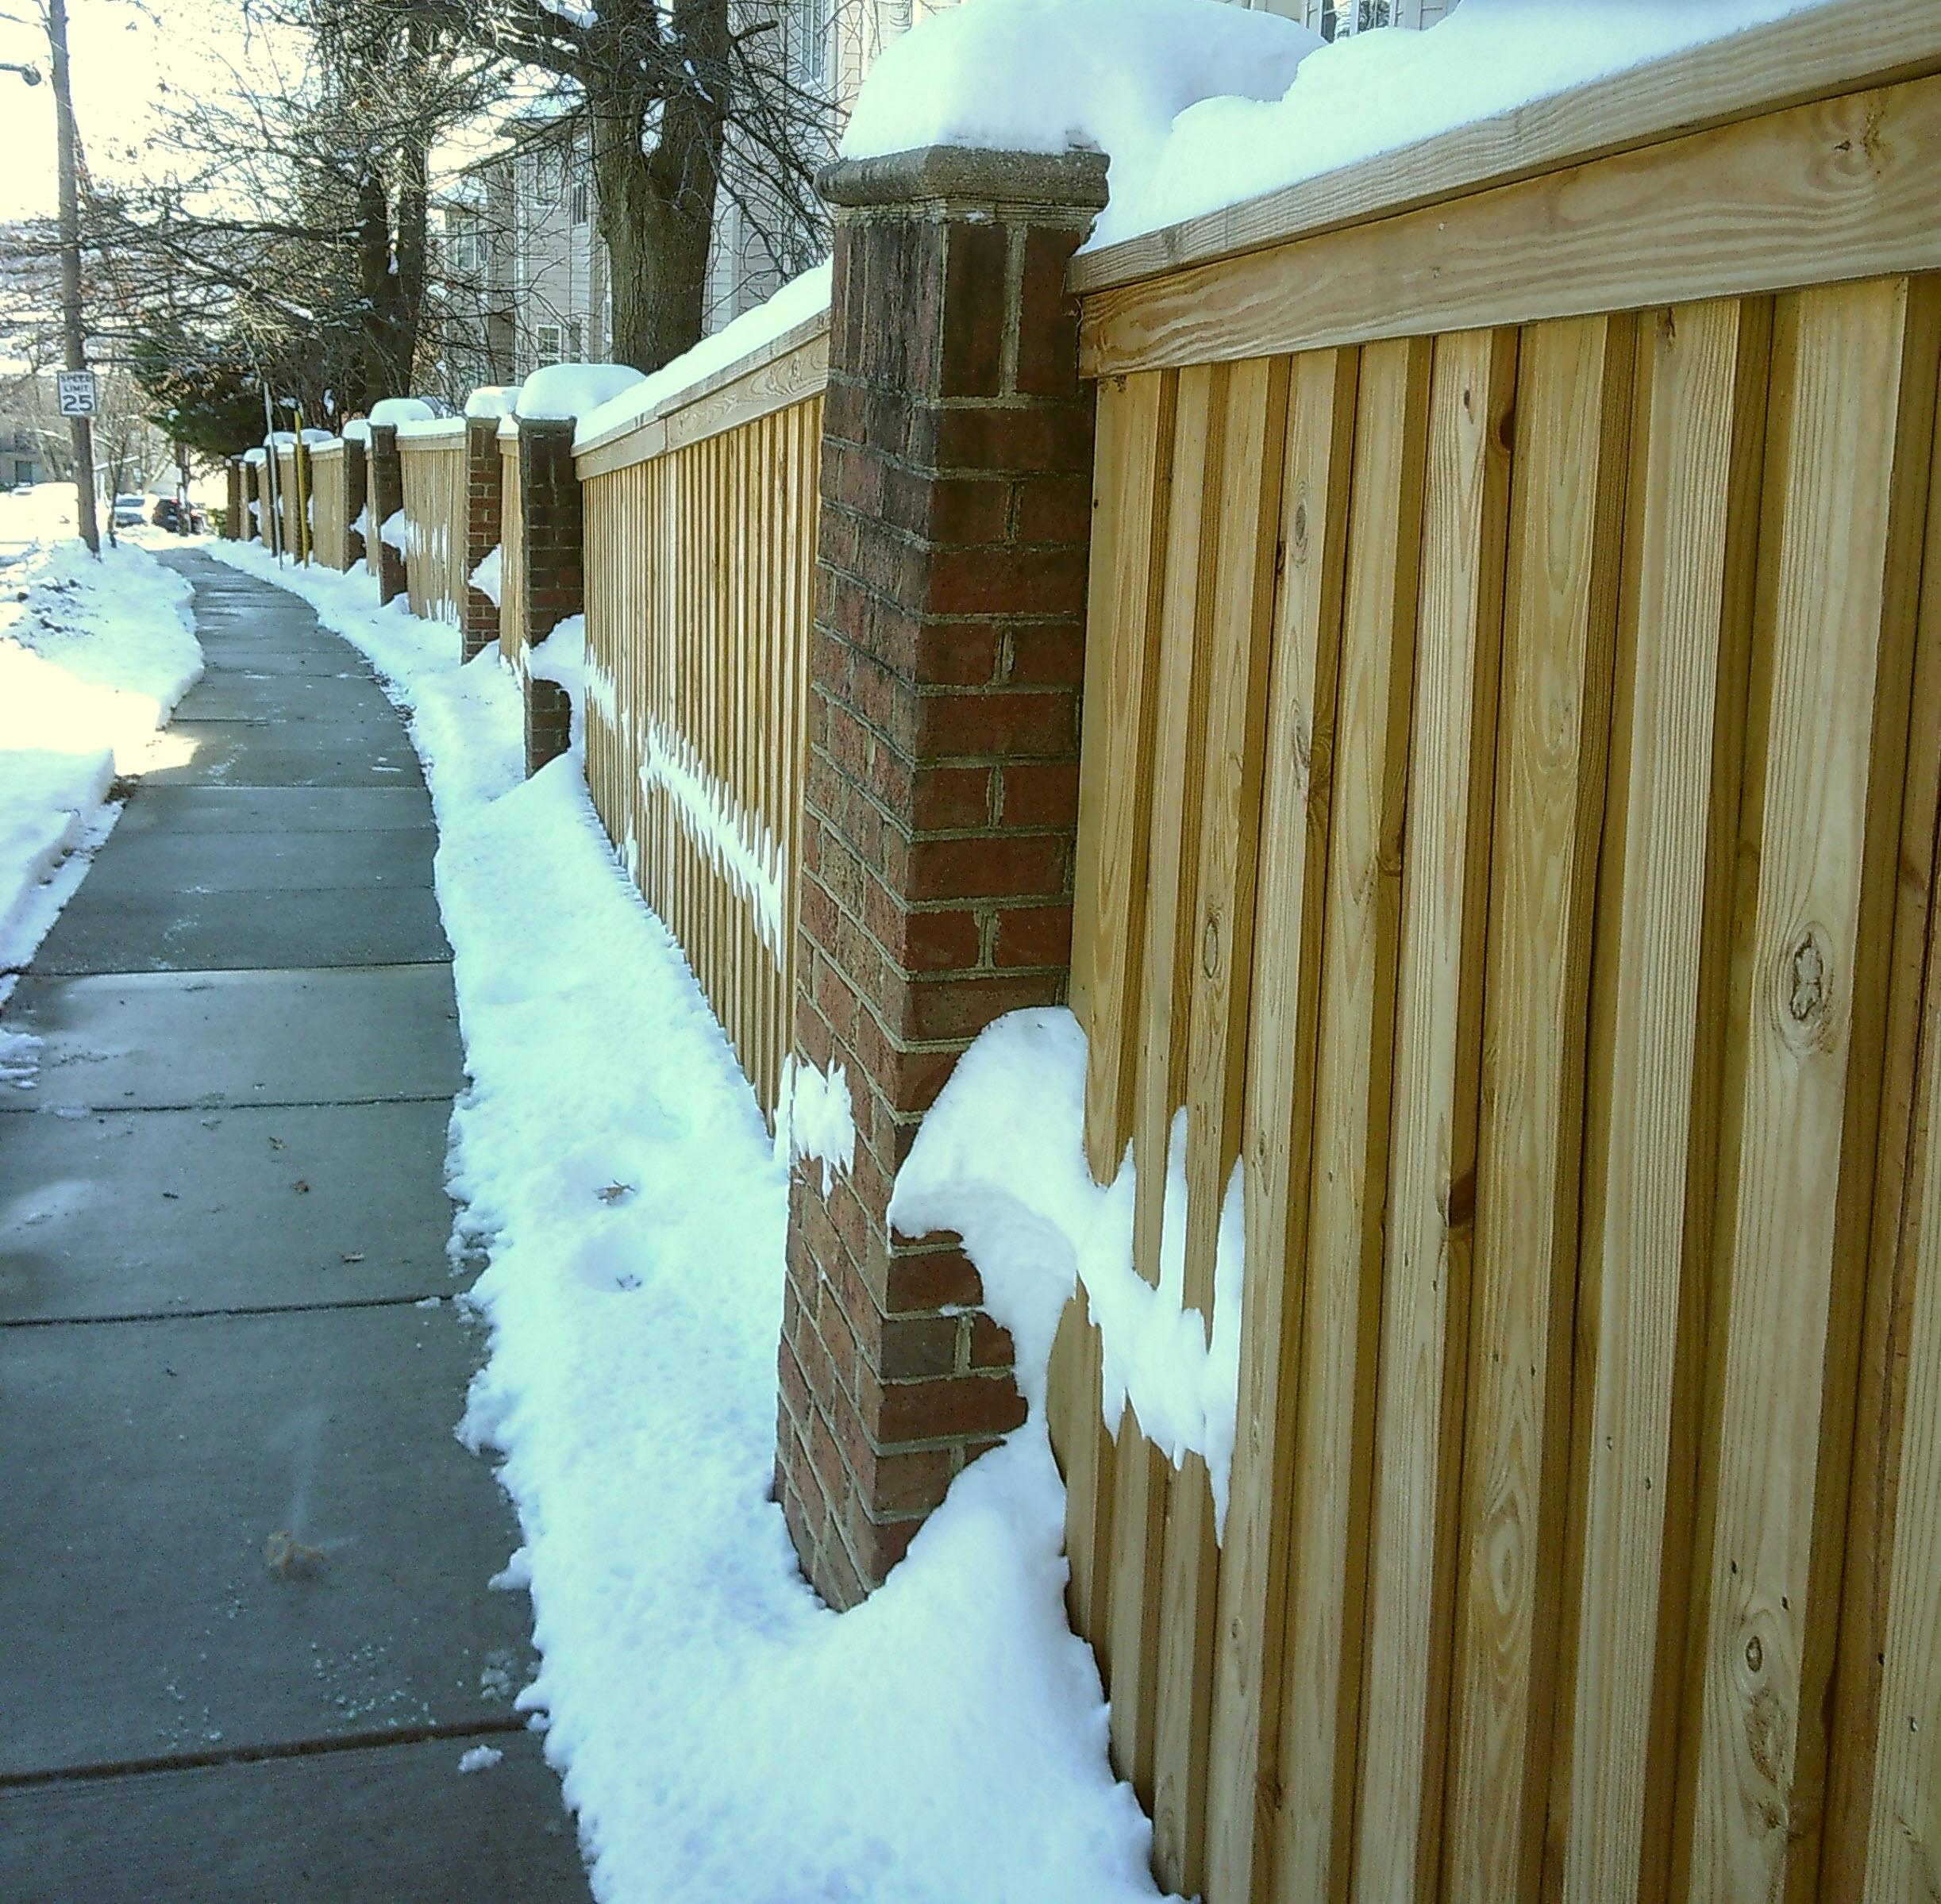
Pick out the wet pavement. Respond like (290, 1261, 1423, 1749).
(0, 551, 590, 1901)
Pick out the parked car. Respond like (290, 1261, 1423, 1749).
(150, 497, 205, 533)
(110, 493, 144, 527)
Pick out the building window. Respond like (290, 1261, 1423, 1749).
(572, 177, 590, 225)
(534, 323, 563, 369)
(792, 0, 826, 83)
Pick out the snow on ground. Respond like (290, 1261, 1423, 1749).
(207, 536, 1169, 1904)
(0, 485, 202, 975)
(843, 0, 1843, 252)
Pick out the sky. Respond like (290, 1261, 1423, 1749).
(0, 1, 235, 223)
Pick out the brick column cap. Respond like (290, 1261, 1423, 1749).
(818, 146, 1109, 221)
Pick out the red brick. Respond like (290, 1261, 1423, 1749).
(909, 765, 992, 833)
(1004, 621, 1088, 688)
(876, 1240, 984, 1314)
(998, 761, 1080, 828)
(898, 970, 1066, 1041)
(901, 687, 1079, 762)
(939, 221, 1008, 398)
(969, 1312, 1018, 1371)
(863, 1364, 1028, 1444)
(1015, 225, 1088, 399)
(903, 833, 1069, 904)
(926, 544, 1089, 619)
(841, 1498, 922, 1584)
(829, 1379, 954, 1515)
(876, 1310, 961, 1380)
(992, 903, 1073, 969)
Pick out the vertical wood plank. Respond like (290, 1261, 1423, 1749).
(1151, 354, 1292, 1900)
(1676, 275, 1941, 1904)
(1204, 343, 1358, 1904)
(1442, 310, 1635, 1904)
(1859, 879, 1941, 1901)
(1352, 325, 1515, 1904)
(1273, 333, 1433, 1904)
(1544, 298, 1769, 1904)
(1106, 363, 1221, 1811)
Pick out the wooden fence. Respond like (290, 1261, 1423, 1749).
(309, 440, 349, 571)
(576, 306, 829, 1116)
(498, 425, 525, 666)
(398, 421, 468, 624)
(1049, 6, 1941, 1902)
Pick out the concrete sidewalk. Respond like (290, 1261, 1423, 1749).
(0, 552, 590, 1901)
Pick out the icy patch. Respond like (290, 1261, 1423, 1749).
(457, 1744, 504, 1773)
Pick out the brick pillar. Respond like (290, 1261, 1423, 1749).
(225, 459, 245, 540)
(774, 147, 1108, 1610)
(343, 437, 368, 571)
(462, 416, 503, 661)
(368, 422, 407, 605)
(517, 417, 582, 776)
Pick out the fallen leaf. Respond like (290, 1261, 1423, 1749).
(341, 1251, 364, 1264)
(292, 1180, 310, 1194)
(597, 1182, 634, 1203)
(268, 1137, 284, 1151)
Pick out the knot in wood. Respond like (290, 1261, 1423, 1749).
(1783, 925, 1833, 1048)
(1202, 914, 1221, 979)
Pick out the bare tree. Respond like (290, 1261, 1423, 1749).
(365, 0, 836, 372)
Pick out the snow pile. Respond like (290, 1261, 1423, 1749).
(465, 385, 522, 419)
(342, 420, 372, 444)
(517, 363, 648, 424)
(207, 534, 1171, 1904)
(0, 750, 114, 969)
(369, 396, 437, 427)
(380, 510, 408, 552)
(0, 484, 202, 970)
(575, 263, 833, 452)
(471, 544, 503, 607)
(891, 1012, 1245, 1530)
(841, 0, 1839, 252)
(528, 615, 586, 751)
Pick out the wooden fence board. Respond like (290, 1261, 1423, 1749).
(1352, 324, 1515, 1904)
(1271, 333, 1431, 1904)
(1151, 354, 1291, 1901)
(1676, 275, 1938, 1904)
(1442, 311, 1633, 1904)
(1203, 344, 1357, 1904)
(1546, 298, 1768, 1904)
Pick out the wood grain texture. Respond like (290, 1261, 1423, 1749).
(1203, 345, 1358, 1904)
(1818, 291, 1941, 1903)
(1076, 372, 1176, 1186)
(1546, 298, 1767, 1904)
(1860, 865, 1941, 1903)
(1152, 352, 1291, 1902)
(1079, 71, 1941, 380)
(1442, 312, 1633, 1904)
(1273, 333, 1432, 1904)
(1069, 0, 1941, 298)
(1676, 276, 1938, 1904)
(1353, 324, 1515, 1904)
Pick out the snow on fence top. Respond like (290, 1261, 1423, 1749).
(841, 0, 1844, 256)
(572, 260, 833, 459)
(368, 396, 436, 427)
(517, 362, 648, 424)
(464, 384, 522, 419)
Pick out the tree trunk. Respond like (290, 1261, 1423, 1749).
(590, 0, 730, 371)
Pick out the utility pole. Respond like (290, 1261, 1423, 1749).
(48, 0, 100, 556)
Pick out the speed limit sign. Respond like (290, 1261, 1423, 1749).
(56, 369, 97, 417)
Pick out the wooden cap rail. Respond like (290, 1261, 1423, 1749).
(1076, 0, 1941, 376)
(573, 306, 832, 481)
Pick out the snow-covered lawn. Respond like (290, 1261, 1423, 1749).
(0, 486, 202, 975)
(206, 538, 1165, 1904)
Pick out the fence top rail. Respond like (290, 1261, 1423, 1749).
(1069, 0, 1941, 300)
(574, 297, 830, 480)
(309, 439, 345, 462)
